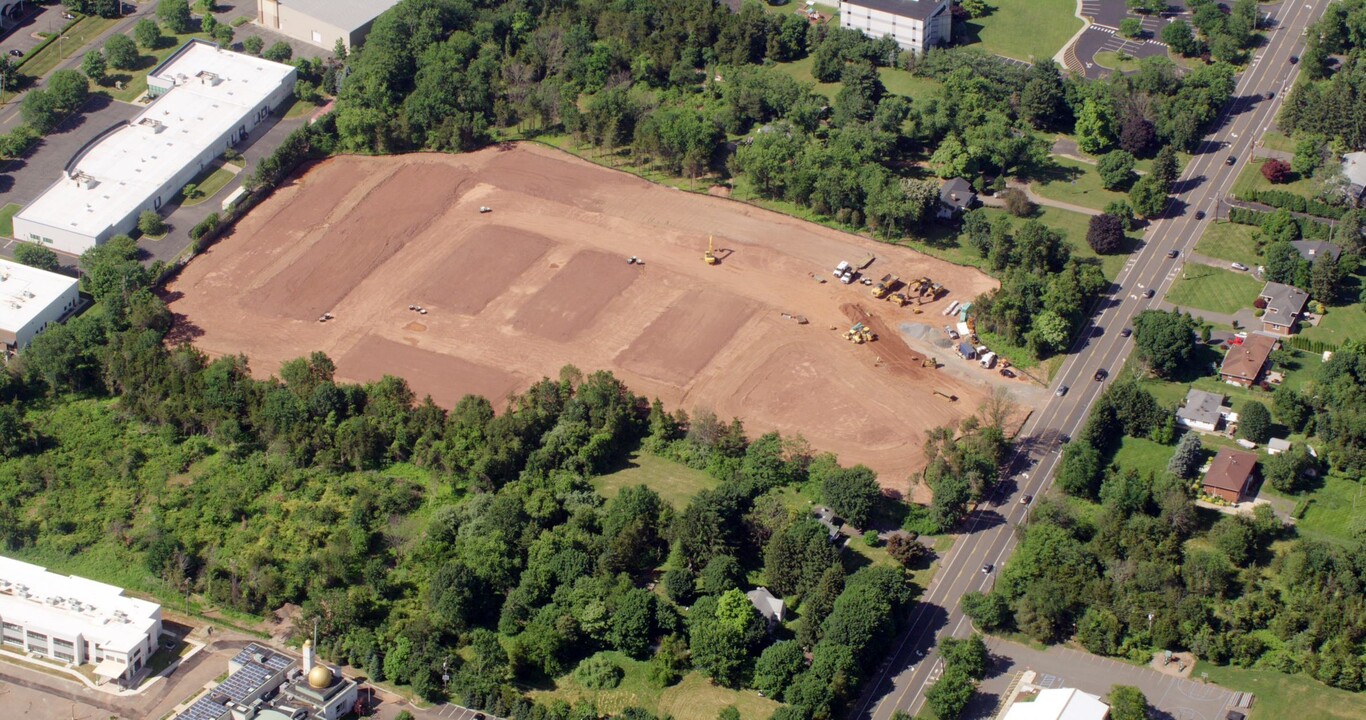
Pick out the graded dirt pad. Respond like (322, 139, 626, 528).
(167, 144, 1004, 487)
(510, 250, 639, 342)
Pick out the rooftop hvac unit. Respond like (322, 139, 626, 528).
(195, 70, 222, 86)
(137, 118, 166, 134)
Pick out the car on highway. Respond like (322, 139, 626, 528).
(1121, 327, 1133, 337)
(1094, 368, 1108, 381)
(981, 563, 993, 574)
(1232, 262, 1249, 271)
(1226, 155, 1237, 166)
(1056, 385, 1068, 397)
(1266, 91, 1275, 99)
(1195, 210, 1206, 219)
(1167, 249, 1179, 258)
(1143, 288, 1155, 298)
(1020, 495, 1032, 505)
(1289, 55, 1299, 64)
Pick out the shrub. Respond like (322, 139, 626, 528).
(0, 125, 40, 158)
(573, 654, 624, 690)
(1239, 401, 1272, 444)
(1260, 159, 1291, 184)
(1001, 187, 1034, 217)
(886, 532, 928, 567)
(138, 210, 168, 236)
(1253, 297, 1267, 309)
(243, 35, 264, 56)
(263, 41, 293, 63)
(862, 530, 879, 547)
(189, 212, 220, 241)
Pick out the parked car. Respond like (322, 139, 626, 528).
(1056, 385, 1068, 397)
(1143, 288, 1155, 298)
(1094, 368, 1108, 381)
(1121, 327, 1133, 337)
(7, 49, 21, 57)
(945, 325, 959, 339)
(1232, 262, 1249, 271)
(1167, 249, 1179, 258)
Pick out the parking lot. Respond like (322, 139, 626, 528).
(431, 703, 497, 720)
(965, 638, 1239, 720)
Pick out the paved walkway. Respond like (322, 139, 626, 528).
(980, 179, 1103, 217)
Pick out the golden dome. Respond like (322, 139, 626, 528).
(307, 664, 334, 689)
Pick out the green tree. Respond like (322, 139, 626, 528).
(1310, 253, 1341, 304)
(1152, 146, 1180, 192)
(82, 50, 107, 84)
(1028, 309, 1071, 356)
(700, 555, 744, 595)
(1108, 687, 1149, 720)
(753, 640, 805, 700)
(157, 0, 191, 34)
(1075, 98, 1115, 154)
(822, 464, 880, 529)
(134, 18, 163, 49)
(13, 243, 60, 272)
(1239, 401, 1272, 443)
(1162, 20, 1199, 56)
(138, 210, 168, 236)
(243, 35, 264, 56)
(1056, 440, 1104, 498)
(1020, 61, 1067, 130)
(264, 41, 293, 63)
(104, 34, 139, 70)
(1119, 18, 1143, 38)
(1096, 150, 1136, 190)
(1264, 443, 1313, 493)
(48, 69, 90, 112)
(939, 634, 988, 679)
(646, 634, 688, 688)
(1077, 607, 1123, 655)
(925, 666, 976, 720)
(960, 591, 1010, 629)
(1133, 309, 1198, 378)
(1128, 175, 1167, 218)
(1168, 432, 1203, 479)
(573, 653, 624, 689)
(1292, 134, 1325, 176)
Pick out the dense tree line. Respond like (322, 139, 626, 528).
(3, 226, 918, 719)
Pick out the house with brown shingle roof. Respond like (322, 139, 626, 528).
(1203, 448, 1258, 503)
(1220, 334, 1278, 388)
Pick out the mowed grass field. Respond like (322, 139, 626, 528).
(0, 203, 22, 238)
(591, 451, 717, 509)
(1295, 473, 1366, 545)
(1231, 158, 1323, 199)
(1194, 222, 1261, 268)
(1301, 296, 1366, 348)
(1165, 265, 1264, 315)
(1031, 155, 1133, 212)
(963, 0, 1082, 62)
(529, 653, 781, 720)
(1197, 663, 1366, 720)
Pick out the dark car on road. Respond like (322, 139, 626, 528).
(1095, 368, 1108, 381)
(1056, 385, 1068, 397)
(981, 563, 993, 574)
(1143, 288, 1155, 298)
(1289, 55, 1299, 64)
(1167, 249, 1179, 258)
(7, 49, 21, 57)
(1226, 155, 1237, 166)
(1195, 210, 1205, 219)
(1121, 327, 1133, 337)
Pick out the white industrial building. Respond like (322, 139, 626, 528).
(0, 258, 80, 354)
(0, 555, 163, 686)
(256, 0, 401, 51)
(839, 0, 952, 54)
(12, 40, 296, 256)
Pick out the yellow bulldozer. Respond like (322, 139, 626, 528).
(872, 274, 899, 299)
(704, 235, 718, 265)
(844, 323, 876, 344)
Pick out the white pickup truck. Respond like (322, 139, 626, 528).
(832, 261, 855, 284)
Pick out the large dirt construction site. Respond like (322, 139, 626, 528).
(167, 144, 999, 489)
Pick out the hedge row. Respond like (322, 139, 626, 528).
(1235, 188, 1346, 220)
(15, 14, 85, 73)
(1286, 335, 1339, 354)
(1228, 206, 1333, 239)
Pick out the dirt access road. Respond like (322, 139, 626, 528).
(166, 143, 1005, 490)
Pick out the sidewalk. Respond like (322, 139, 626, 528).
(980, 179, 1102, 217)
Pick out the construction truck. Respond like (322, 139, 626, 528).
(889, 292, 910, 307)
(872, 274, 899, 299)
(844, 323, 875, 344)
(833, 261, 855, 284)
(704, 236, 718, 265)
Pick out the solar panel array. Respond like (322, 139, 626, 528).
(178, 696, 229, 720)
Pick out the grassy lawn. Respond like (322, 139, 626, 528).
(105, 30, 213, 102)
(878, 67, 941, 99)
(1031, 156, 1132, 212)
(962, 0, 1082, 62)
(181, 166, 236, 207)
(1093, 50, 1142, 73)
(1112, 436, 1176, 478)
(529, 654, 781, 720)
(770, 55, 843, 99)
(0, 203, 22, 238)
(1194, 222, 1261, 268)
(1259, 129, 1297, 154)
(1164, 265, 1264, 315)
(1196, 663, 1366, 720)
(1294, 473, 1366, 545)
(280, 95, 325, 119)
(1231, 158, 1323, 200)
(19, 16, 123, 80)
(591, 450, 717, 509)
(1300, 298, 1366, 348)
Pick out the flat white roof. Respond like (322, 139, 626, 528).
(0, 555, 160, 654)
(15, 42, 294, 241)
(1004, 688, 1109, 720)
(0, 258, 78, 334)
(279, 0, 401, 31)
(1343, 151, 1366, 187)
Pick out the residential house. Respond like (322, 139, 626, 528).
(839, 0, 951, 54)
(1259, 282, 1309, 335)
(813, 506, 842, 542)
(1203, 448, 1258, 503)
(937, 177, 977, 220)
(746, 588, 785, 631)
(1219, 334, 1277, 387)
(1176, 389, 1235, 433)
(1291, 240, 1341, 264)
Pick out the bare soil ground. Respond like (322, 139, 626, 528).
(166, 144, 1008, 489)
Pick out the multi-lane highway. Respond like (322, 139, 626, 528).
(855, 2, 1331, 716)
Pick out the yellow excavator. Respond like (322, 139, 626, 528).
(704, 236, 718, 265)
